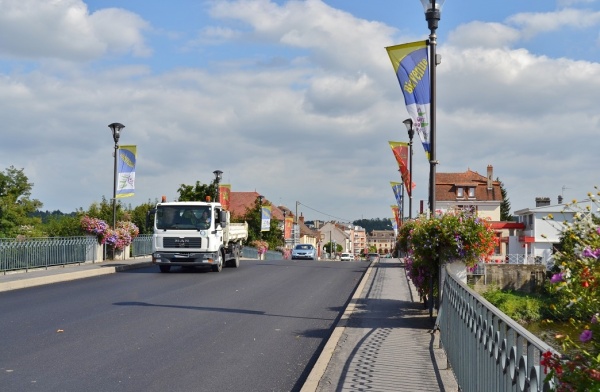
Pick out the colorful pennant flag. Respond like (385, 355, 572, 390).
(391, 205, 400, 229)
(219, 184, 231, 210)
(284, 215, 293, 239)
(388, 141, 415, 196)
(386, 41, 431, 159)
(116, 145, 136, 198)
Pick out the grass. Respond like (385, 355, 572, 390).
(481, 287, 546, 325)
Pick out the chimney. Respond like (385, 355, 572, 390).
(299, 213, 305, 224)
(535, 197, 551, 207)
(487, 165, 493, 190)
(558, 195, 563, 204)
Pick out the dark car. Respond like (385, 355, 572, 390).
(291, 244, 317, 260)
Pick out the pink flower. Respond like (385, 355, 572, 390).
(580, 329, 593, 343)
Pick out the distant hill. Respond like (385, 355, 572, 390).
(353, 218, 393, 234)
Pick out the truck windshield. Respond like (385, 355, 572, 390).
(156, 206, 212, 230)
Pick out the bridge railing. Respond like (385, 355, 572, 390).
(437, 264, 560, 392)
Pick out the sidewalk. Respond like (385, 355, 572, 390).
(301, 258, 458, 391)
(0, 257, 458, 391)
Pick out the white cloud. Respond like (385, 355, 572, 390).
(0, 0, 150, 62)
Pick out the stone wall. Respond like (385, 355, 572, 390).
(470, 264, 546, 293)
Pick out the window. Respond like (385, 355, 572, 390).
(468, 187, 475, 198)
(457, 187, 464, 198)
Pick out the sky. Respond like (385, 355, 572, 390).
(1, 0, 599, 223)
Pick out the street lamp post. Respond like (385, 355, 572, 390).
(213, 170, 223, 202)
(403, 118, 415, 219)
(108, 123, 125, 232)
(420, 0, 445, 318)
(282, 210, 287, 247)
(420, 0, 444, 216)
(257, 195, 263, 240)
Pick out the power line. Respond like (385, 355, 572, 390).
(296, 201, 353, 222)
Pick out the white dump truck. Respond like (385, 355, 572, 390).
(150, 199, 248, 273)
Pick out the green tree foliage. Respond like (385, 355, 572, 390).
(0, 166, 44, 238)
(177, 180, 218, 202)
(498, 178, 513, 221)
(129, 200, 159, 235)
(232, 198, 282, 250)
(324, 241, 343, 254)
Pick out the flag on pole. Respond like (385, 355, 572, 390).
(261, 205, 271, 232)
(219, 184, 231, 210)
(388, 141, 415, 196)
(391, 205, 400, 229)
(285, 215, 293, 239)
(386, 41, 431, 159)
(116, 145, 136, 198)
(390, 181, 403, 208)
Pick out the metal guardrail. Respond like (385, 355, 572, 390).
(0, 235, 278, 273)
(242, 247, 282, 261)
(437, 266, 559, 392)
(0, 236, 100, 273)
(131, 234, 152, 257)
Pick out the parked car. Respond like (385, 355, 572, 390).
(367, 253, 380, 262)
(291, 244, 317, 260)
(340, 252, 354, 261)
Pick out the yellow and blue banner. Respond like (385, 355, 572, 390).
(261, 205, 271, 232)
(390, 181, 403, 208)
(386, 41, 431, 159)
(116, 145, 136, 198)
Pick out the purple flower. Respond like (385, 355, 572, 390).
(550, 273, 563, 283)
(582, 247, 599, 259)
(580, 329, 593, 343)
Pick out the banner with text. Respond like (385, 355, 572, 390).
(386, 41, 431, 159)
(388, 141, 415, 196)
(390, 181, 403, 209)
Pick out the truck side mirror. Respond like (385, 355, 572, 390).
(219, 210, 228, 227)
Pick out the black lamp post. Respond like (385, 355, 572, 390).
(108, 123, 125, 231)
(257, 195, 263, 240)
(213, 170, 223, 202)
(420, 0, 444, 216)
(282, 210, 287, 247)
(403, 118, 415, 219)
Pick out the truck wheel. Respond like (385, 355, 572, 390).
(232, 251, 240, 268)
(212, 251, 223, 272)
(159, 265, 171, 273)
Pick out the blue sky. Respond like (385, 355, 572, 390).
(1, 0, 599, 222)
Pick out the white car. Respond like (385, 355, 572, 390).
(291, 244, 317, 260)
(340, 252, 354, 261)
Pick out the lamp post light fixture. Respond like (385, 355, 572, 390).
(108, 123, 125, 231)
(403, 118, 415, 219)
(420, 0, 445, 216)
(213, 170, 223, 202)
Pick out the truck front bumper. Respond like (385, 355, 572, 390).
(152, 251, 219, 267)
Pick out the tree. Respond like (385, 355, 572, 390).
(498, 178, 513, 221)
(177, 180, 218, 202)
(233, 198, 283, 250)
(353, 218, 393, 233)
(0, 166, 44, 238)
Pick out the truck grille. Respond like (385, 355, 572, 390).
(163, 237, 202, 248)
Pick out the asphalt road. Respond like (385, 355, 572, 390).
(0, 259, 368, 392)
